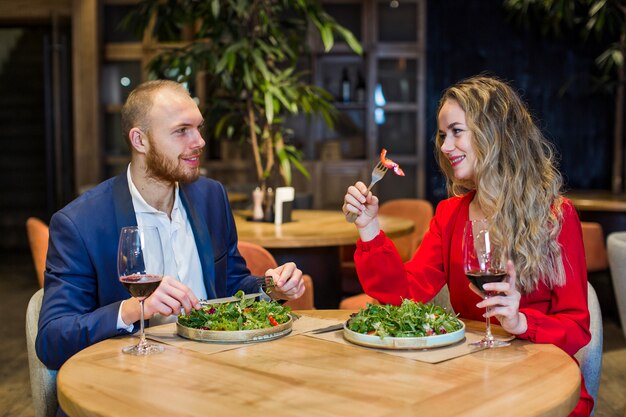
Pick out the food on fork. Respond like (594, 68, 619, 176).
(379, 148, 405, 176)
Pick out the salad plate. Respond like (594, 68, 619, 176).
(342, 299, 465, 350)
(177, 316, 293, 343)
(176, 291, 293, 343)
(343, 320, 465, 350)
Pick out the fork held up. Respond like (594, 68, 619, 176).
(345, 162, 388, 223)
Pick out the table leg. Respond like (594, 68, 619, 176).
(269, 246, 342, 309)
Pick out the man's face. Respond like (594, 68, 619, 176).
(143, 88, 205, 183)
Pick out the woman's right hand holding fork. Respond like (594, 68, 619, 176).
(343, 181, 382, 242)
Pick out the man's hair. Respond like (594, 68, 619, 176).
(120, 80, 190, 147)
(434, 74, 565, 293)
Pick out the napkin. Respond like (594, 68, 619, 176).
(304, 322, 515, 364)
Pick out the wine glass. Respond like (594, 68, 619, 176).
(117, 226, 165, 355)
(462, 219, 510, 348)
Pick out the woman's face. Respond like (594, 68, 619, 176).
(438, 99, 476, 182)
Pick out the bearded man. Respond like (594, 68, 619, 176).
(36, 80, 305, 373)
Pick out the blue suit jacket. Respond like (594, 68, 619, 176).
(36, 173, 258, 370)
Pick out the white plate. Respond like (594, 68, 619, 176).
(343, 319, 465, 350)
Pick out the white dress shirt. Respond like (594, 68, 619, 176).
(117, 165, 206, 330)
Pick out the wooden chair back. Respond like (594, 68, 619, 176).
(581, 222, 609, 273)
(26, 217, 49, 288)
(379, 199, 434, 261)
(237, 240, 315, 310)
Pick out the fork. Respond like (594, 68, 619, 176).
(256, 276, 276, 293)
(346, 161, 389, 223)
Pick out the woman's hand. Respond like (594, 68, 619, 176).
(342, 181, 381, 241)
(265, 262, 305, 300)
(472, 260, 528, 335)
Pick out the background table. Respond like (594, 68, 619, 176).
(57, 311, 581, 417)
(234, 210, 414, 308)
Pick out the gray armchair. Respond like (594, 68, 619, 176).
(26, 288, 58, 417)
(574, 283, 603, 417)
(606, 232, 626, 340)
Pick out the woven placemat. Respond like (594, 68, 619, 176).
(145, 315, 343, 355)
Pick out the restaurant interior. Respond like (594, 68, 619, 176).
(0, 0, 625, 416)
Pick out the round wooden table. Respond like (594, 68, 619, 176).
(234, 210, 414, 308)
(57, 311, 581, 417)
(227, 191, 248, 204)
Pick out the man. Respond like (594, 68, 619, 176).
(36, 80, 305, 370)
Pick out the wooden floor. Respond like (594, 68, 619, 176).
(1, 250, 624, 417)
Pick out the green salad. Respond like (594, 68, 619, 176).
(347, 299, 462, 338)
(178, 291, 292, 331)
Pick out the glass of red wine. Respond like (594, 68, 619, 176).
(462, 219, 510, 348)
(117, 226, 165, 355)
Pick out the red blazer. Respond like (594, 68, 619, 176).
(355, 192, 593, 415)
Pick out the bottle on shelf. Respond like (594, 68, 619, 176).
(341, 68, 351, 103)
(355, 71, 366, 103)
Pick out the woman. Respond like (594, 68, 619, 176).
(343, 75, 592, 416)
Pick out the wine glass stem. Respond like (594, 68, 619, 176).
(484, 294, 494, 342)
(139, 299, 147, 347)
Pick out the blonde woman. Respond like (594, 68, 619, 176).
(343, 75, 592, 417)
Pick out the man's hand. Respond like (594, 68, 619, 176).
(121, 275, 200, 325)
(264, 262, 305, 300)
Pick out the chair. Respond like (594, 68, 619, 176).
(581, 222, 609, 273)
(237, 240, 315, 310)
(339, 199, 434, 310)
(26, 288, 58, 417)
(606, 232, 626, 340)
(379, 199, 434, 261)
(26, 217, 49, 288)
(574, 282, 603, 417)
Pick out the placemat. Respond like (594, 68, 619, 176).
(304, 327, 514, 364)
(145, 315, 342, 355)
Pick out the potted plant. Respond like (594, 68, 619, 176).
(124, 0, 362, 197)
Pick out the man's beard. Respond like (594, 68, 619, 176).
(145, 139, 202, 184)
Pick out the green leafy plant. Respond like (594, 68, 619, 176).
(503, 0, 626, 193)
(124, 0, 362, 189)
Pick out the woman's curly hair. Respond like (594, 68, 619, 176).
(435, 75, 565, 293)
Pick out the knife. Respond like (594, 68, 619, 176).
(311, 323, 345, 334)
(199, 292, 264, 306)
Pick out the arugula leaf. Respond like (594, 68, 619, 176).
(347, 299, 462, 338)
(178, 292, 292, 331)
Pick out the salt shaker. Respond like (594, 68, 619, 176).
(252, 187, 264, 221)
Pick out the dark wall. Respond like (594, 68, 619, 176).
(425, 0, 616, 204)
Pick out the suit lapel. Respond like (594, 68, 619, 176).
(112, 173, 138, 231)
(179, 184, 217, 299)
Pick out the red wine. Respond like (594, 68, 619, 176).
(465, 270, 506, 292)
(120, 274, 162, 300)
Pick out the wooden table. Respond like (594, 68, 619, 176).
(567, 191, 626, 212)
(566, 190, 626, 238)
(234, 210, 414, 308)
(227, 191, 248, 204)
(57, 311, 581, 417)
